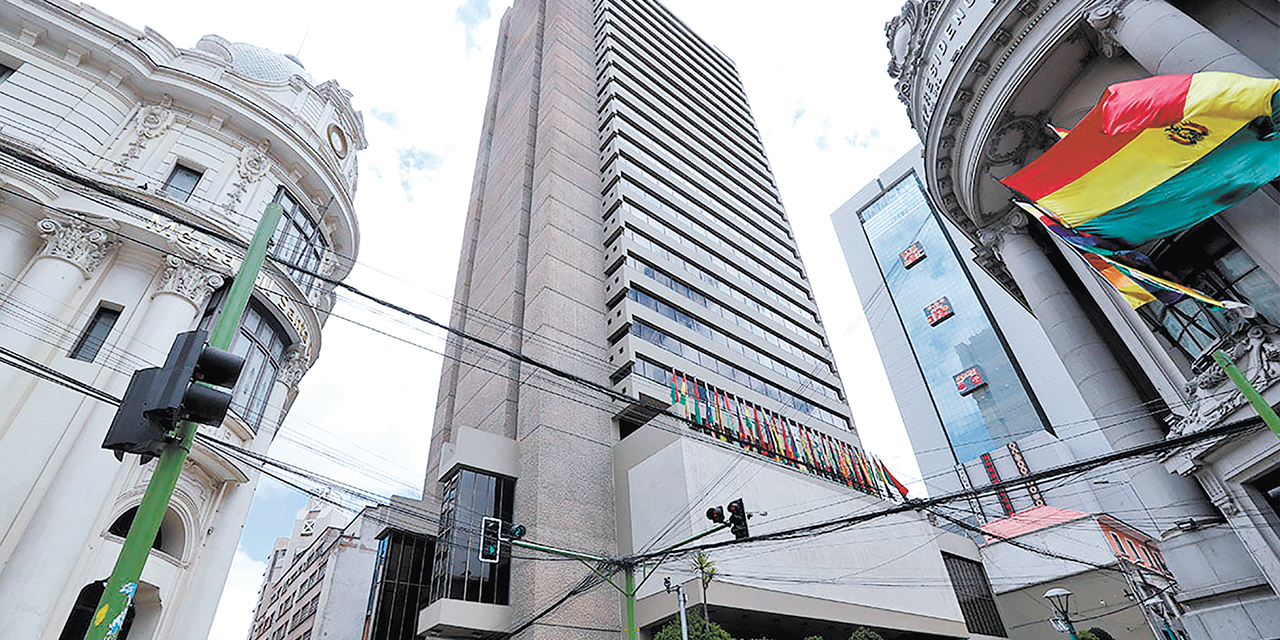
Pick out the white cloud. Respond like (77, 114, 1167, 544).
(206, 550, 267, 640)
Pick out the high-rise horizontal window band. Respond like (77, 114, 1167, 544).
(604, 107, 785, 226)
(617, 223, 817, 325)
(605, 124, 785, 237)
(596, 0, 740, 93)
(629, 319, 848, 430)
(616, 173, 803, 288)
(598, 89, 773, 206)
(601, 126, 788, 247)
(594, 25, 751, 132)
(596, 51, 758, 161)
(628, 358, 898, 499)
(620, 218, 815, 323)
(627, 287, 841, 401)
(600, 0, 740, 80)
(626, 255, 830, 362)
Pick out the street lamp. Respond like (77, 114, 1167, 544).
(1044, 587, 1080, 640)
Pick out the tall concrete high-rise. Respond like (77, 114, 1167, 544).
(419, 1, 1001, 638)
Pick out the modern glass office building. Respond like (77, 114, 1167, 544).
(834, 151, 1051, 497)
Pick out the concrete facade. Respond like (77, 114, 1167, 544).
(883, 0, 1280, 637)
(421, 0, 1009, 638)
(0, 2, 364, 638)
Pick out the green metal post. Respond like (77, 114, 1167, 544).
(1213, 350, 1280, 438)
(625, 566, 638, 640)
(85, 204, 283, 640)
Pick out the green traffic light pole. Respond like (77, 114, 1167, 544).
(85, 203, 283, 640)
(507, 522, 729, 640)
(1213, 350, 1280, 439)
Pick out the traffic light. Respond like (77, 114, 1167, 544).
(103, 330, 244, 460)
(706, 506, 724, 523)
(726, 498, 749, 540)
(479, 517, 502, 563)
(506, 522, 527, 541)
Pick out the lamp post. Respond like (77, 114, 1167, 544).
(1044, 587, 1080, 640)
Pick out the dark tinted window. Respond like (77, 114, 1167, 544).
(70, 306, 120, 362)
(162, 164, 202, 202)
(429, 469, 514, 606)
(942, 552, 1007, 637)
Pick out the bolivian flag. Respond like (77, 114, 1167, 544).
(1002, 72, 1280, 246)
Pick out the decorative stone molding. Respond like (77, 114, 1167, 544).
(277, 346, 310, 388)
(976, 208, 1031, 254)
(885, 0, 944, 111)
(1194, 467, 1241, 517)
(1086, 1, 1126, 58)
(155, 254, 225, 308)
(113, 96, 176, 172)
(1172, 323, 1280, 436)
(222, 140, 272, 211)
(36, 215, 119, 278)
(986, 113, 1056, 166)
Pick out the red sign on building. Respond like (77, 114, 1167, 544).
(900, 241, 926, 269)
(954, 366, 987, 396)
(924, 296, 953, 325)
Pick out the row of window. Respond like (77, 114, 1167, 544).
(626, 287, 842, 403)
(601, 80, 782, 225)
(621, 213, 814, 324)
(626, 254, 825, 348)
(1106, 529, 1169, 573)
(629, 319, 849, 430)
(591, 0, 747, 132)
(612, 138, 797, 279)
(599, 0, 743, 99)
(598, 78, 772, 207)
(618, 177, 808, 306)
(613, 137, 799, 277)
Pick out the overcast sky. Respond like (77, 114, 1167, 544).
(90, 1, 922, 637)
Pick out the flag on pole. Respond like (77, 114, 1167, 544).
(1001, 72, 1280, 246)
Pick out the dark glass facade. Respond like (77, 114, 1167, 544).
(860, 176, 1046, 463)
(200, 289, 290, 428)
(429, 469, 514, 605)
(364, 530, 434, 640)
(941, 552, 1007, 637)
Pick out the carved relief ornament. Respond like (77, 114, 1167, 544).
(36, 215, 119, 278)
(277, 346, 310, 388)
(222, 140, 272, 212)
(155, 254, 225, 308)
(885, 0, 943, 109)
(113, 96, 176, 173)
(1172, 323, 1280, 437)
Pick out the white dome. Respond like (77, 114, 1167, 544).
(228, 42, 312, 83)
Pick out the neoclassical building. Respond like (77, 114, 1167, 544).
(0, 2, 363, 638)
(885, 0, 1279, 638)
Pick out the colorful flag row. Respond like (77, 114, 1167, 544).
(670, 369, 909, 501)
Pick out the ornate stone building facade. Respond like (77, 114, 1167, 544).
(885, 1, 1280, 637)
(0, 2, 363, 638)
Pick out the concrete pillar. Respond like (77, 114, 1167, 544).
(983, 213, 1215, 533)
(0, 215, 118, 426)
(161, 373, 299, 640)
(0, 254, 222, 640)
(0, 211, 38, 296)
(1100, 0, 1271, 77)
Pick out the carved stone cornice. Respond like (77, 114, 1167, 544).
(885, 0, 943, 116)
(36, 215, 119, 278)
(1171, 323, 1280, 438)
(154, 254, 225, 308)
(1086, 0, 1134, 58)
(975, 208, 1032, 255)
(277, 346, 310, 388)
(222, 140, 272, 212)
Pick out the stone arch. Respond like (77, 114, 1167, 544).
(107, 505, 187, 561)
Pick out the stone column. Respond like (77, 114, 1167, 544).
(162, 356, 305, 640)
(980, 212, 1215, 534)
(1090, 0, 1270, 77)
(0, 215, 118, 425)
(0, 204, 39, 297)
(0, 254, 222, 640)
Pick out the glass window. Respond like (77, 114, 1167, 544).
(271, 188, 327, 295)
(861, 175, 1048, 462)
(69, 305, 121, 362)
(366, 530, 434, 640)
(942, 552, 1007, 637)
(429, 469, 514, 606)
(1138, 220, 1280, 367)
(200, 287, 291, 428)
(161, 164, 202, 202)
(0, 64, 14, 84)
